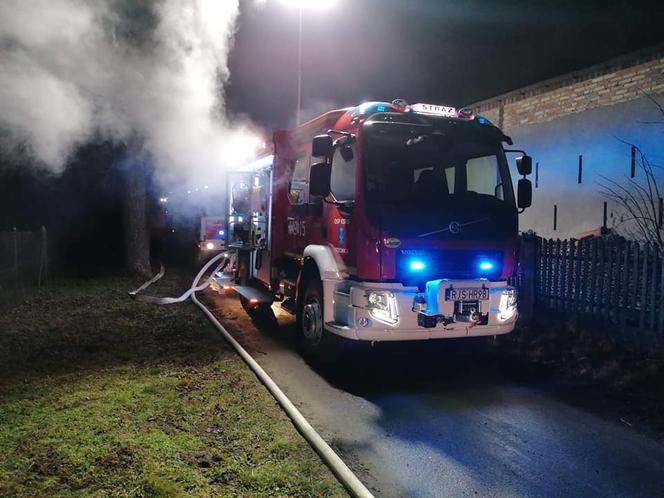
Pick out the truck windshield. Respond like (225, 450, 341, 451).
(364, 133, 514, 205)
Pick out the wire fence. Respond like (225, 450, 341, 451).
(0, 227, 48, 305)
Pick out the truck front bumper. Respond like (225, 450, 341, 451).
(324, 279, 518, 342)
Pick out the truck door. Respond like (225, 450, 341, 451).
(226, 168, 272, 286)
(326, 143, 356, 266)
(286, 151, 310, 255)
(252, 169, 272, 286)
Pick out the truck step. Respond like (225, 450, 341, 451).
(211, 273, 234, 287)
(232, 285, 275, 304)
(280, 297, 296, 315)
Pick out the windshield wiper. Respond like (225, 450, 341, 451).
(417, 217, 490, 238)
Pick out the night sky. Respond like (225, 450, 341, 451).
(227, 0, 664, 129)
(3, 0, 664, 270)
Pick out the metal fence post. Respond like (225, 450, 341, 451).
(38, 226, 47, 287)
(519, 232, 538, 321)
(43, 226, 48, 283)
(12, 227, 18, 275)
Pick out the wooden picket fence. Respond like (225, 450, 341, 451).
(534, 236, 664, 336)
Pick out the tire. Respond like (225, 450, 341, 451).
(297, 275, 344, 363)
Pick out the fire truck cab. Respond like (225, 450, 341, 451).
(217, 100, 533, 360)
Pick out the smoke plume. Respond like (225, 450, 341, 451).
(0, 0, 259, 187)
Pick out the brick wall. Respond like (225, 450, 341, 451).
(470, 53, 664, 131)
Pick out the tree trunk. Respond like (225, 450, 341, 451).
(122, 161, 152, 277)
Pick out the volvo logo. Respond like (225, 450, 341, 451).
(417, 217, 489, 238)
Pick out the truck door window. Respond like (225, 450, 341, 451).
(289, 153, 309, 204)
(444, 167, 455, 194)
(330, 145, 356, 202)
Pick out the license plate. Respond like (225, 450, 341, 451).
(445, 287, 489, 301)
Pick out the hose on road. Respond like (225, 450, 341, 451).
(130, 255, 374, 498)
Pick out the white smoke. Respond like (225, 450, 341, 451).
(0, 0, 259, 187)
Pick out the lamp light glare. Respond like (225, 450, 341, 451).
(410, 260, 426, 271)
(279, 0, 338, 9)
(479, 261, 494, 271)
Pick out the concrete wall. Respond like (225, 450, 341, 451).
(508, 96, 664, 239)
(469, 51, 664, 240)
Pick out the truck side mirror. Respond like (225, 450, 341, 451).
(516, 155, 532, 176)
(309, 162, 331, 197)
(312, 135, 333, 158)
(517, 178, 532, 210)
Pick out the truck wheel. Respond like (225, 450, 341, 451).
(298, 276, 344, 362)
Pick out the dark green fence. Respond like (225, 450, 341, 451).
(516, 233, 664, 341)
(0, 228, 48, 303)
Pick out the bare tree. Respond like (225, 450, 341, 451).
(599, 144, 663, 249)
(121, 156, 152, 278)
(598, 93, 664, 249)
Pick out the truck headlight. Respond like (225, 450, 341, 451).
(366, 290, 399, 325)
(498, 288, 517, 321)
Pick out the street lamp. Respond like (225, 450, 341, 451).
(260, 0, 338, 124)
(296, 5, 303, 125)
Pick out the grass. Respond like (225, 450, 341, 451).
(0, 274, 347, 497)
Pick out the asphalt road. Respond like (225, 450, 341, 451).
(203, 290, 664, 498)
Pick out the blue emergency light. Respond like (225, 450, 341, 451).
(409, 260, 426, 271)
(479, 261, 494, 271)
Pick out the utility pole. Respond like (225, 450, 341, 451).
(296, 6, 303, 125)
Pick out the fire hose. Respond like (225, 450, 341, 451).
(129, 254, 374, 498)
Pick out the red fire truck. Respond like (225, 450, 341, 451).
(199, 216, 226, 253)
(215, 100, 533, 360)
